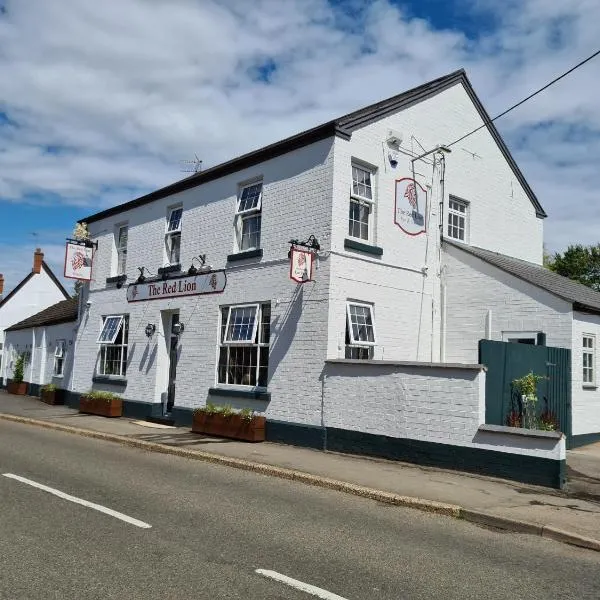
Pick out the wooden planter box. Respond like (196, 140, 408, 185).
(40, 389, 64, 405)
(192, 412, 265, 442)
(79, 395, 122, 418)
(7, 381, 27, 395)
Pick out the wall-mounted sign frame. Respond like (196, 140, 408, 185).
(289, 247, 314, 283)
(394, 178, 428, 236)
(64, 241, 94, 281)
(126, 270, 227, 302)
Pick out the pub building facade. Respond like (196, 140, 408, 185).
(71, 70, 555, 443)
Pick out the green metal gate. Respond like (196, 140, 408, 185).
(478, 340, 572, 447)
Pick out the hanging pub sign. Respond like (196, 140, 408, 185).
(64, 241, 94, 281)
(126, 270, 226, 302)
(394, 178, 427, 236)
(289, 247, 314, 283)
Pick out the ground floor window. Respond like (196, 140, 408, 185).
(97, 315, 129, 376)
(218, 303, 270, 387)
(53, 340, 66, 376)
(345, 301, 375, 360)
(583, 334, 595, 385)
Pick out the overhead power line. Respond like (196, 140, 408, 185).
(447, 48, 600, 148)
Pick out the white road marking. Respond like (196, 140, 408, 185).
(2, 473, 152, 529)
(255, 569, 349, 600)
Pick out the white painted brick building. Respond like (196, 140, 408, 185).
(59, 68, 588, 484)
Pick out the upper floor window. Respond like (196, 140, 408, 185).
(447, 197, 468, 242)
(235, 182, 262, 252)
(115, 225, 128, 275)
(166, 207, 182, 265)
(349, 164, 375, 242)
(53, 340, 66, 376)
(345, 301, 376, 360)
(583, 334, 595, 386)
(97, 315, 129, 377)
(218, 303, 270, 387)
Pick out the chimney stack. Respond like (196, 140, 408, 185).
(0, 273, 4, 299)
(33, 248, 44, 274)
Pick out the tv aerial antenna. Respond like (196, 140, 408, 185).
(180, 154, 203, 174)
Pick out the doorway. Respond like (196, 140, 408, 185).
(166, 313, 180, 416)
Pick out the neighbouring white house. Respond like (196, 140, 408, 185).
(2, 297, 79, 396)
(56, 68, 575, 488)
(0, 249, 70, 386)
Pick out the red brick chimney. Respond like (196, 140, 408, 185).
(0, 273, 4, 298)
(33, 248, 44, 274)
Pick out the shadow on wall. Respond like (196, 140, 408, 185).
(138, 342, 158, 374)
(269, 284, 303, 379)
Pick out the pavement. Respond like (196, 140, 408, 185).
(1, 390, 600, 553)
(2, 420, 600, 600)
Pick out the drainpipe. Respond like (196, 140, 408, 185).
(485, 310, 493, 339)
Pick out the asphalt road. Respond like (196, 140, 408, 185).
(1, 421, 600, 600)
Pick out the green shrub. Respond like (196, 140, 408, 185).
(13, 353, 26, 383)
(84, 390, 120, 402)
(239, 407, 254, 421)
(41, 383, 58, 393)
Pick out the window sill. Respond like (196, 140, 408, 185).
(92, 375, 127, 386)
(52, 375, 64, 379)
(582, 384, 598, 390)
(344, 238, 383, 256)
(208, 386, 270, 401)
(158, 264, 181, 276)
(106, 274, 127, 285)
(227, 249, 263, 262)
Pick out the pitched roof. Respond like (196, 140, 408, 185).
(82, 69, 546, 225)
(5, 297, 78, 331)
(0, 261, 70, 310)
(445, 240, 600, 314)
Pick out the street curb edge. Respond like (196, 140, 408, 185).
(2, 413, 598, 552)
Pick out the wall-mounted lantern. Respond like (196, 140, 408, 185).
(145, 323, 156, 338)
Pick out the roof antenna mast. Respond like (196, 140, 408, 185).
(180, 154, 203, 174)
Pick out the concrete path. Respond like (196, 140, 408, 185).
(2, 391, 600, 550)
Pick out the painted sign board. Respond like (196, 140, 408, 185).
(289, 248, 314, 283)
(64, 242, 94, 281)
(126, 270, 226, 302)
(394, 178, 427, 236)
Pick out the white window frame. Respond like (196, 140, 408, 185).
(97, 315, 124, 344)
(115, 224, 128, 276)
(217, 303, 270, 388)
(165, 206, 183, 265)
(97, 315, 129, 377)
(447, 196, 469, 242)
(583, 333, 596, 387)
(235, 181, 263, 252)
(346, 302, 376, 347)
(53, 340, 66, 377)
(348, 163, 376, 243)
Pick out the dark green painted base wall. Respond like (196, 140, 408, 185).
(264, 420, 566, 489)
(571, 432, 600, 448)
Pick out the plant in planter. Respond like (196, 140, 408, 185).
(512, 371, 546, 430)
(40, 383, 65, 405)
(192, 404, 265, 442)
(538, 409, 559, 432)
(7, 353, 28, 395)
(79, 390, 123, 417)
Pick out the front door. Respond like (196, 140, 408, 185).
(166, 314, 179, 415)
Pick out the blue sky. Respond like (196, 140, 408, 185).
(1, 0, 599, 294)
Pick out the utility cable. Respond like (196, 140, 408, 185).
(447, 48, 600, 148)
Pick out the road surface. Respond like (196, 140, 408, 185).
(1, 420, 599, 600)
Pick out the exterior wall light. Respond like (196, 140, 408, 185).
(172, 322, 185, 336)
(145, 323, 156, 337)
(188, 254, 211, 275)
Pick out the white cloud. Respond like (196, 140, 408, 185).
(0, 0, 599, 263)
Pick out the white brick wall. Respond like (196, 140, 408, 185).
(443, 245, 572, 364)
(323, 360, 564, 459)
(571, 312, 600, 435)
(73, 139, 335, 425)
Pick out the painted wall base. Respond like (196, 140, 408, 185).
(571, 432, 600, 448)
(265, 420, 566, 489)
